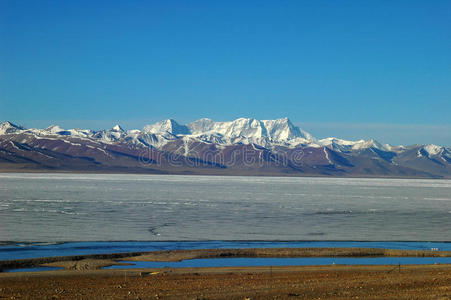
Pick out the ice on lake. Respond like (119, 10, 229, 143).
(0, 173, 450, 242)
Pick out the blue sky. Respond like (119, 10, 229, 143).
(1, 1, 450, 146)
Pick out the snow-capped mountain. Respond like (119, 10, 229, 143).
(187, 117, 313, 144)
(418, 144, 446, 158)
(0, 118, 394, 150)
(416, 144, 451, 163)
(143, 119, 190, 135)
(318, 138, 393, 152)
(0, 119, 449, 178)
(92, 125, 127, 142)
(42, 125, 93, 137)
(0, 121, 24, 135)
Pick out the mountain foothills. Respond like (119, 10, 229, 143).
(0, 118, 450, 178)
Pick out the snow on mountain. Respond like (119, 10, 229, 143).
(23, 124, 93, 138)
(135, 132, 179, 148)
(112, 124, 125, 132)
(188, 117, 265, 138)
(0, 118, 394, 151)
(186, 117, 314, 147)
(351, 139, 390, 151)
(127, 117, 313, 148)
(318, 137, 391, 152)
(262, 118, 314, 141)
(45, 125, 66, 134)
(0, 118, 337, 149)
(217, 118, 267, 140)
(189, 132, 227, 145)
(143, 119, 190, 135)
(0, 119, 446, 157)
(92, 125, 127, 142)
(384, 144, 406, 153)
(318, 137, 359, 152)
(0, 121, 24, 135)
(423, 144, 444, 156)
(417, 144, 445, 158)
(1, 119, 449, 177)
(187, 118, 216, 134)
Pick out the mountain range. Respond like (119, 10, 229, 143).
(0, 118, 450, 178)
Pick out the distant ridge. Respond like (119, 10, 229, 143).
(0, 118, 450, 178)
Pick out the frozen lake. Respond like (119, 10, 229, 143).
(1, 173, 450, 242)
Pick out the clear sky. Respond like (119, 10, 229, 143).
(1, 1, 450, 146)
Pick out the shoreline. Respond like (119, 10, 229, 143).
(2, 247, 451, 272)
(3, 240, 451, 246)
(1, 169, 450, 180)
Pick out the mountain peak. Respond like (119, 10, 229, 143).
(187, 117, 314, 144)
(45, 125, 65, 133)
(318, 137, 391, 152)
(143, 119, 190, 135)
(262, 118, 313, 141)
(1, 121, 16, 126)
(162, 118, 176, 125)
(0, 121, 25, 134)
(274, 117, 290, 122)
(422, 144, 444, 157)
(1, 121, 22, 127)
(112, 124, 125, 132)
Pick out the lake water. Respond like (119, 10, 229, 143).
(2, 241, 451, 261)
(0, 173, 450, 243)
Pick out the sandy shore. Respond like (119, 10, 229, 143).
(1, 248, 451, 299)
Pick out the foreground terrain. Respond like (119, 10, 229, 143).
(1, 248, 451, 299)
(1, 264, 450, 299)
